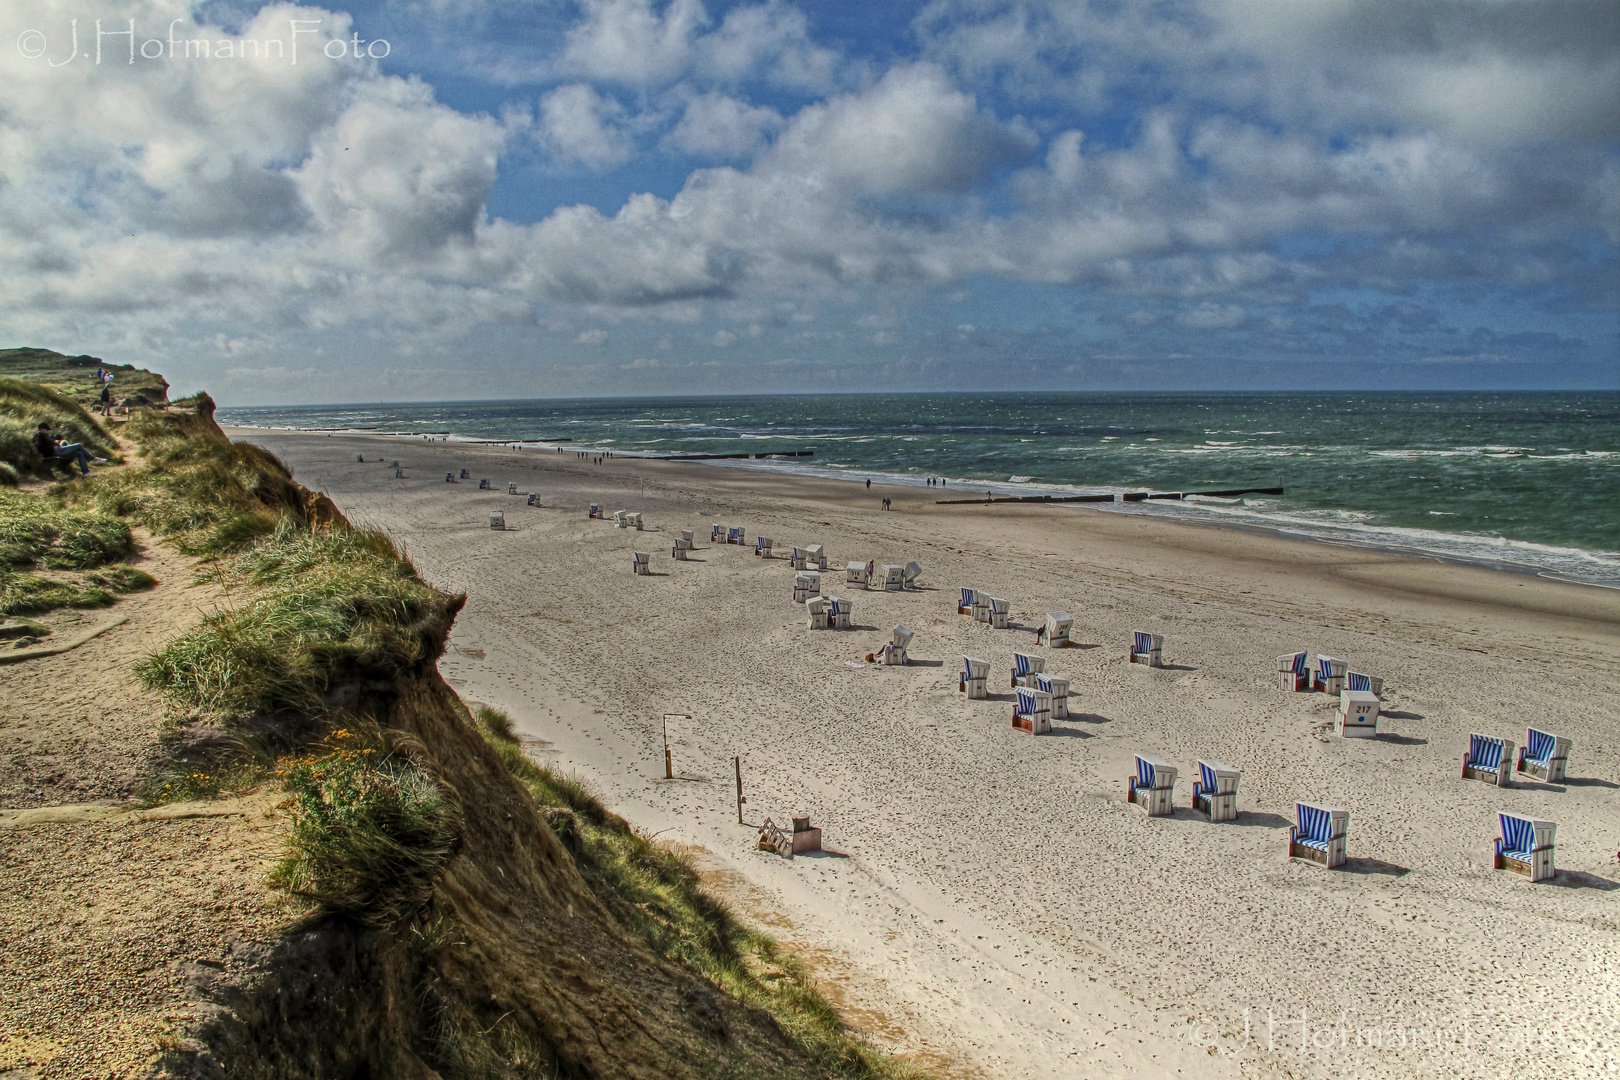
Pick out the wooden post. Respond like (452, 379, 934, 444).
(735, 756, 745, 824)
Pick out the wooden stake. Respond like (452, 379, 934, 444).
(735, 756, 745, 824)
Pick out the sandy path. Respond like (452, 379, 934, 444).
(234, 430, 1620, 1080)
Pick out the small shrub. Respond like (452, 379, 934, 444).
(86, 565, 157, 592)
(271, 727, 460, 924)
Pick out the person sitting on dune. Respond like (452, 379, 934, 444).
(33, 422, 101, 476)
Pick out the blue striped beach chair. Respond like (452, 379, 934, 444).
(986, 596, 1010, 629)
(1516, 728, 1571, 783)
(1038, 612, 1074, 647)
(1277, 651, 1309, 691)
(1011, 652, 1045, 688)
(960, 656, 989, 698)
(1033, 672, 1069, 718)
(462, 469, 472, 480)
(1192, 760, 1241, 822)
(827, 596, 852, 629)
(1126, 755, 1176, 816)
(1130, 631, 1163, 667)
(959, 587, 976, 615)
(711, 523, 723, 542)
(727, 526, 744, 545)
(1313, 655, 1346, 694)
(1461, 734, 1514, 787)
(588, 503, 601, 517)
(1495, 813, 1556, 882)
(479, 478, 491, 490)
(1288, 803, 1348, 868)
(445, 472, 455, 483)
(1346, 671, 1384, 695)
(631, 551, 650, 576)
(755, 536, 772, 557)
(1012, 687, 1052, 734)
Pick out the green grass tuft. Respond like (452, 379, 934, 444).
(0, 574, 115, 617)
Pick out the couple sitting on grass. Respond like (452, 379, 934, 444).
(32, 421, 106, 477)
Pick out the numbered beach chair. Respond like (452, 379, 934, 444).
(792, 572, 821, 604)
(960, 656, 989, 699)
(479, 478, 491, 490)
(958, 588, 977, 615)
(632, 551, 650, 576)
(873, 564, 904, 591)
(1126, 755, 1176, 816)
(878, 625, 913, 665)
(827, 596, 853, 629)
(1346, 671, 1384, 696)
(1494, 813, 1556, 882)
(628, 512, 644, 530)
(1038, 612, 1074, 647)
(805, 596, 829, 629)
(755, 536, 773, 557)
(1013, 687, 1053, 734)
(1313, 656, 1346, 695)
(903, 561, 922, 589)
(1517, 729, 1571, 783)
(588, 503, 601, 518)
(1461, 734, 1515, 787)
(1335, 689, 1380, 738)
(806, 544, 828, 570)
(613, 510, 629, 528)
(1277, 651, 1309, 692)
(1033, 673, 1069, 719)
(1288, 803, 1348, 868)
(1192, 761, 1241, 822)
(488, 511, 505, 530)
(711, 523, 723, 542)
(846, 560, 868, 584)
(727, 526, 744, 545)
(1129, 632, 1163, 667)
(1011, 652, 1045, 688)
(985, 596, 1010, 629)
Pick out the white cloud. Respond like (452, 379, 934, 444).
(575, 328, 609, 344)
(561, 0, 710, 86)
(667, 92, 782, 158)
(535, 83, 634, 170)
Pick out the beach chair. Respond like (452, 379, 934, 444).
(903, 561, 922, 588)
(1461, 734, 1515, 787)
(971, 591, 992, 623)
(462, 469, 472, 480)
(629, 512, 644, 530)
(755, 536, 773, 557)
(1335, 690, 1381, 738)
(960, 656, 989, 699)
(846, 560, 868, 584)
(479, 478, 491, 490)
(1288, 803, 1348, 868)
(1011, 652, 1045, 688)
(1277, 651, 1309, 692)
(632, 551, 650, 576)
(613, 510, 629, 528)
(1312, 655, 1346, 695)
(806, 544, 828, 570)
(445, 472, 455, 483)
(489, 511, 505, 530)
(671, 537, 691, 561)
(1038, 612, 1074, 647)
(1192, 761, 1241, 822)
(679, 529, 694, 544)
(827, 596, 853, 629)
(1494, 813, 1556, 882)
(711, 524, 723, 542)
(986, 596, 1010, 630)
(1346, 671, 1384, 696)
(790, 816, 822, 854)
(589, 503, 601, 518)
(391, 459, 400, 468)
(728, 526, 744, 545)
(879, 625, 913, 666)
(1129, 632, 1163, 667)
(357, 454, 365, 463)
(1126, 755, 1176, 816)
(958, 588, 976, 615)
(1033, 673, 1069, 719)
(394, 467, 405, 478)
(875, 564, 905, 591)
(1013, 687, 1053, 734)
(788, 547, 806, 570)
(805, 596, 829, 629)
(1517, 729, 1571, 784)
(792, 572, 821, 604)
(507, 481, 517, 494)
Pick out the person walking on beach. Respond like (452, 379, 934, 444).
(33, 422, 97, 476)
(865, 478, 871, 489)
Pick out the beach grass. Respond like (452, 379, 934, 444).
(0, 375, 119, 480)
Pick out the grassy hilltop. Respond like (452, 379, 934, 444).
(0, 347, 169, 410)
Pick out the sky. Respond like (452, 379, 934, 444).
(1, 0, 1616, 403)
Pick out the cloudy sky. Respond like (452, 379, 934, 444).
(2, 0, 1615, 402)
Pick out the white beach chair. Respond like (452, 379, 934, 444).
(711, 523, 723, 542)
(1127, 755, 1176, 816)
(792, 572, 821, 604)
(1288, 803, 1348, 868)
(903, 561, 922, 589)
(479, 478, 491, 490)
(679, 529, 694, 544)
(1346, 671, 1384, 696)
(613, 510, 628, 528)
(1313, 655, 1346, 695)
(632, 551, 651, 576)
(728, 526, 744, 545)
(507, 481, 517, 494)
(1495, 813, 1556, 882)
(1192, 761, 1241, 822)
(1038, 612, 1074, 648)
(879, 625, 913, 666)
(1461, 734, 1515, 787)
(788, 547, 806, 570)
(805, 595, 829, 629)
(445, 472, 455, 483)
(959, 656, 989, 699)
(827, 596, 853, 629)
(1032, 673, 1069, 719)
(394, 468, 405, 478)
(971, 591, 992, 623)
(1129, 631, 1163, 667)
(958, 587, 976, 615)
(845, 560, 867, 584)
(589, 503, 601, 518)
(671, 537, 691, 561)
(1011, 652, 1045, 688)
(1335, 689, 1381, 738)
(1013, 687, 1053, 735)
(1277, 651, 1309, 692)
(489, 511, 505, 530)
(755, 536, 773, 557)
(806, 544, 827, 570)
(875, 564, 905, 591)
(1517, 728, 1571, 783)
(629, 512, 644, 530)
(986, 596, 1009, 630)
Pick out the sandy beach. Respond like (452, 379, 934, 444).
(228, 429, 1620, 1080)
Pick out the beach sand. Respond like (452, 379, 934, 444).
(230, 429, 1620, 1079)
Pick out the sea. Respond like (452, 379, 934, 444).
(217, 392, 1620, 589)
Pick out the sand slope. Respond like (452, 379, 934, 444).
(236, 431, 1620, 1080)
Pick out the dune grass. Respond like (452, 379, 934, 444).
(0, 488, 149, 615)
(0, 376, 119, 479)
(470, 706, 929, 1080)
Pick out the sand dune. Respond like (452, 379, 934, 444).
(232, 430, 1620, 1080)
